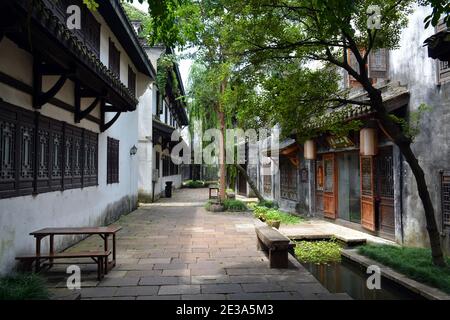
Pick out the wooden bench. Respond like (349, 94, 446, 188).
(30, 226, 121, 273)
(255, 226, 295, 268)
(16, 250, 111, 280)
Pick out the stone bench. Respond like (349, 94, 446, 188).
(255, 226, 295, 268)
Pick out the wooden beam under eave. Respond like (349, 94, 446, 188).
(101, 111, 121, 132)
(32, 57, 69, 109)
(280, 144, 300, 157)
(75, 82, 101, 123)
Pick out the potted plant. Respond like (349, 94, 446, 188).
(265, 209, 282, 229)
(253, 206, 268, 222)
(266, 219, 281, 229)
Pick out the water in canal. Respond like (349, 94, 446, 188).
(301, 257, 424, 300)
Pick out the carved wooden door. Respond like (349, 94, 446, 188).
(376, 148, 395, 237)
(360, 156, 376, 231)
(323, 154, 336, 219)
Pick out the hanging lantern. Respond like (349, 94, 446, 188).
(304, 139, 317, 160)
(360, 127, 378, 156)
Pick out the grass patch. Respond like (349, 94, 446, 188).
(358, 244, 450, 294)
(0, 273, 50, 300)
(223, 199, 247, 212)
(182, 180, 205, 188)
(294, 239, 342, 264)
(253, 206, 303, 224)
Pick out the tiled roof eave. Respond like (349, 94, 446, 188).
(305, 83, 409, 130)
(28, 0, 138, 110)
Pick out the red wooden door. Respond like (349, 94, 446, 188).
(376, 148, 395, 238)
(360, 156, 376, 231)
(323, 154, 337, 219)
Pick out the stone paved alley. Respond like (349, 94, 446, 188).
(48, 188, 350, 300)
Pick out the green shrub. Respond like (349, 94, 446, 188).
(258, 200, 279, 209)
(294, 240, 342, 264)
(358, 244, 450, 294)
(266, 209, 303, 224)
(253, 206, 269, 220)
(223, 199, 247, 212)
(253, 206, 303, 224)
(0, 273, 50, 300)
(183, 180, 205, 188)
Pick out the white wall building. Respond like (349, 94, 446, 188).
(0, 0, 156, 274)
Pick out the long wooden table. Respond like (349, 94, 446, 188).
(29, 226, 122, 273)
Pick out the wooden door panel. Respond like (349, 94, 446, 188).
(323, 195, 335, 218)
(361, 196, 376, 231)
(360, 156, 376, 231)
(323, 154, 336, 219)
(375, 147, 395, 236)
(379, 197, 395, 234)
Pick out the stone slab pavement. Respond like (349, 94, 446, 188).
(46, 188, 350, 300)
(280, 219, 396, 246)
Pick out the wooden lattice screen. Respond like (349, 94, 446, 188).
(441, 172, 450, 228)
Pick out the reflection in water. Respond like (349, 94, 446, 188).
(302, 258, 424, 300)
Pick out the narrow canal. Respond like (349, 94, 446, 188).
(301, 257, 425, 300)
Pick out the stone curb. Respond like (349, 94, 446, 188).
(342, 249, 450, 300)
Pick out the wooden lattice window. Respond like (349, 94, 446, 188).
(436, 20, 450, 84)
(441, 172, 450, 228)
(280, 158, 297, 201)
(107, 137, 119, 184)
(46, 0, 100, 57)
(324, 158, 334, 192)
(262, 163, 272, 195)
(376, 149, 394, 198)
(347, 48, 388, 87)
(369, 49, 388, 79)
(361, 157, 373, 196)
(84, 10, 100, 57)
(109, 39, 120, 77)
(0, 102, 98, 198)
(83, 131, 98, 187)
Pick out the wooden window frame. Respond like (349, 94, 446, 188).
(108, 39, 121, 77)
(346, 48, 388, 88)
(46, 0, 100, 57)
(441, 171, 450, 229)
(436, 20, 450, 85)
(280, 157, 298, 201)
(107, 137, 119, 184)
(0, 101, 98, 199)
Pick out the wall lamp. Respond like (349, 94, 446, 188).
(130, 145, 138, 156)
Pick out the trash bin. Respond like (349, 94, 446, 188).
(165, 181, 173, 198)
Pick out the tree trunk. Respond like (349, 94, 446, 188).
(218, 109, 226, 202)
(368, 89, 446, 267)
(236, 164, 264, 202)
(218, 78, 227, 202)
(395, 141, 446, 266)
